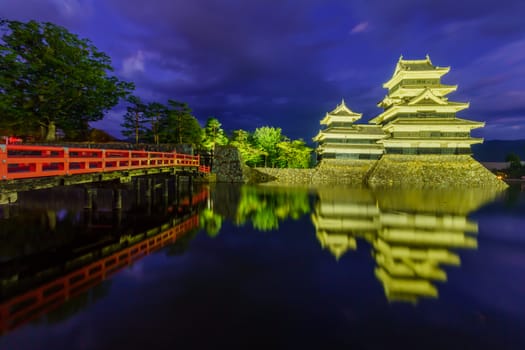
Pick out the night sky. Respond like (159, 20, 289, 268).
(1, 0, 524, 141)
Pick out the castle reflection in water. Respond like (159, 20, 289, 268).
(0, 181, 504, 337)
(311, 186, 499, 303)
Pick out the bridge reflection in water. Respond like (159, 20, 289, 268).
(311, 187, 499, 303)
(0, 181, 209, 334)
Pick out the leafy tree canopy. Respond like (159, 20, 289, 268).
(505, 153, 521, 168)
(0, 19, 133, 140)
(230, 129, 266, 166)
(162, 99, 202, 145)
(253, 126, 283, 167)
(277, 139, 313, 168)
(202, 117, 228, 151)
(121, 95, 147, 144)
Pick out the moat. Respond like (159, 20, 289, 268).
(0, 182, 524, 349)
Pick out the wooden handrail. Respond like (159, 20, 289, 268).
(0, 145, 209, 180)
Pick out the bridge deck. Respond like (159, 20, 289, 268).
(0, 145, 210, 196)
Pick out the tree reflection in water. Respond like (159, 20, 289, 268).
(205, 184, 503, 303)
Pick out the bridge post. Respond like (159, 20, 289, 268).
(163, 178, 169, 208)
(113, 202, 122, 228)
(145, 178, 153, 200)
(113, 188, 122, 210)
(145, 177, 153, 215)
(163, 178, 169, 198)
(84, 188, 97, 210)
(0, 145, 7, 180)
(1, 203, 10, 219)
(188, 175, 193, 210)
(135, 178, 142, 206)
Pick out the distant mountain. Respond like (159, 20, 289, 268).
(472, 140, 525, 162)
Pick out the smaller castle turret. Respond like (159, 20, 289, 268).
(313, 99, 385, 161)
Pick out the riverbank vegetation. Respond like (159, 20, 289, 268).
(1, 19, 312, 168)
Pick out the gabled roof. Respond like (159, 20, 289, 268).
(384, 55, 450, 89)
(408, 88, 448, 106)
(393, 54, 448, 76)
(327, 98, 362, 117)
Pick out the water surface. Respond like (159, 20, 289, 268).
(0, 181, 524, 349)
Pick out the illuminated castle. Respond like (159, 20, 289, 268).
(370, 55, 484, 155)
(313, 100, 385, 161)
(311, 55, 507, 189)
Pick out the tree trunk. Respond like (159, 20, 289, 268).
(45, 121, 56, 141)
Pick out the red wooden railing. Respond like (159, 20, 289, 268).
(0, 214, 200, 334)
(0, 145, 210, 180)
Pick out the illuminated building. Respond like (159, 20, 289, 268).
(369, 55, 484, 155)
(313, 99, 385, 161)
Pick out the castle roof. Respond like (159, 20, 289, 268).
(384, 55, 450, 89)
(327, 98, 362, 117)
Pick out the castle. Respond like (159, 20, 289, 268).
(313, 56, 506, 189)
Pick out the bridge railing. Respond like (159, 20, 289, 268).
(0, 214, 200, 334)
(0, 145, 209, 180)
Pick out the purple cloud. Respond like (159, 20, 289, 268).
(1, 0, 524, 140)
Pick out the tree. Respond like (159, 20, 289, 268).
(0, 19, 133, 140)
(253, 126, 283, 167)
(145, 102, 167, 144)
(202, 117, 228, 151)
(277, 139, 313, 168)
(505, 153, 523, 178)
(121, 95, 147, 144)
(505, 153, 522, 170)
(229, 129, 265, 166)
(161, 100, 202, 145)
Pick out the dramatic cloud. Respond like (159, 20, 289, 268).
(121, 50, 145, 77)
(1, 0, 524, 139)
(350, 22, 369, 34)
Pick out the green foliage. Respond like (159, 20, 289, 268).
(505, 153, 522, 169)
(200, 208, 223, 237)
(161, 100, 202, 146)
(229, 129, 266, 166)
(0, 19, 133, 140)
(121, 95, 147, 143)
(277, 139, 313, 168)
(121, 98, 203, 146)
(253, 126, 283, 167)
(145, 102, 168, 144)
(503, 152, 524, 178)
(228, 127, 313, 169)
(88, 128, 117, 142)
(202, 117, 229, 151)
(236, 186, 310, 231)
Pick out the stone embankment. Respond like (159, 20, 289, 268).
(366, 155, 508, 189)
(250, 159, 376, 185)
(211, 146, 508, 189)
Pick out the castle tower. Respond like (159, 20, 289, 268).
(366, 56, 507, 189)
(313, 99, 385, 161)
(369, 55, 484, 155)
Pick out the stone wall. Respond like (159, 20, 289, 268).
(249, 168, 313, 185)
(249, 160, 375, 185)
(213, 146, 251, 183)
(212, 146, 508, 189)
(366, 154, 508, 189)
(311, 159, 376, 185)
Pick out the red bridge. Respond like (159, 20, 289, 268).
(0, 144, 210, 181)
(0, 213, 200, 334)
